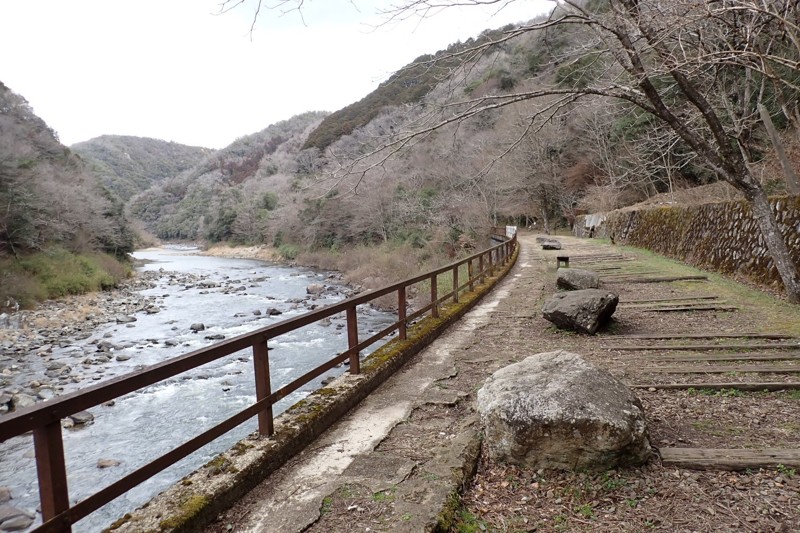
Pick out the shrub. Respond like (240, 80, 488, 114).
(1, 248, 130, 305)
(278, 243, 299, 260)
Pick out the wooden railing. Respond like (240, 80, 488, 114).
(0, 232, 517, 532)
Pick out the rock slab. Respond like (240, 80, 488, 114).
(541, 289, 618, 334)
(556, 268, 600, 290)
(477, 351, 650, 470)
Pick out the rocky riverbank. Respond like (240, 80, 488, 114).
(0, 258, 353, 416)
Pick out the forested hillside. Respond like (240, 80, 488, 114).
(127, 111, 327, 242)
(73, 135, 212, 201)
(5, 0, 799, 304)
(0, 82, 134, 306)
(131, 0, 798, 260)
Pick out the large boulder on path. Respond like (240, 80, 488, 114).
(542, 289, 618, 334)
(541, 240, 562, 250)
(556, 268, 600, 290)
(477, 351, 650, 470)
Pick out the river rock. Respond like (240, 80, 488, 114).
(306, 284, 325, 295)
(477, 351, 651, 470)
(542, 289, 618, 334)
(69, 411, 94, 426)
(0, 504, 34, 531)
(36, 389, 55, 401)
(115, 315, 137, 324)
(0, 487, 10, 504)
(0, 394, 11, 412)
(266, 308, 283, 316)
(10, 394, 35, 410)
(115, 354, 132, 362)
(556, 268, 600, 290)
(97, 340, 117, 352)
(190, 323, 205, 332)
(252, 310, 262, 316)
(97, 459, 120, 469)
(205, 334, 225, 340)
(164, 339, 179, 347)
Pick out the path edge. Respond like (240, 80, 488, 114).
(105, 244, 520, 533)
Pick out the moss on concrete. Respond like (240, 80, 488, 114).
(157, 495, 209, 531)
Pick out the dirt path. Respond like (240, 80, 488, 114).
(209, 234, 800, 533)
(209, 234, 548, 532)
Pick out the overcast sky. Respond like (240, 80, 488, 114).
(0, 0, 553, 149)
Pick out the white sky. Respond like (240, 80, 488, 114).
(0, 0, 553, 149)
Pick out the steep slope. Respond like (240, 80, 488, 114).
(73, 136, 213, 201)
(0, 81, 133, 258)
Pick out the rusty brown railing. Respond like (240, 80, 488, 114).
(0, 231, 517, 532)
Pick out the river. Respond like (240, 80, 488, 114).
(0, 246, 395, 532)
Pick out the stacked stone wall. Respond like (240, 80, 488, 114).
(574, 195, 800, 291)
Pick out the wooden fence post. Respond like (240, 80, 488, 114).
(430, 274, 439, 318)
(347, 307, 360, 374)
(398, 287, 407, 340)
(253, 339, 274, 437)
(452, 265, 459, 303)
(34, 422, 71, 531)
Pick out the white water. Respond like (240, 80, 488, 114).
(0, 247, 394, 532)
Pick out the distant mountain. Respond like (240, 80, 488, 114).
(127, 111, 327, 242)
(73, 135, 213, 201)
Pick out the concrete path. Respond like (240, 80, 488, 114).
(211, 233, 557, 532)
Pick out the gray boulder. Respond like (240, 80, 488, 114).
(541, 240, 562, 250)
(306, 284, 325, 295)
(477, 351, 650, 470)
(190, 323, 205, 332)
(69, 411, 95, 426)
(0, 503, 34, 531)
(556, 268, 600, 290)
(542, 289, 618, 334)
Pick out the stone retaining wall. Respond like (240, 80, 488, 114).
(574, 195, 800, 291)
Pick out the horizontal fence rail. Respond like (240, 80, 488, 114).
(0, 231, 517, 532)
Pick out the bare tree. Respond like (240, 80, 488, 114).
(359, 0, 800, 301)
(231, 0, 800, 301)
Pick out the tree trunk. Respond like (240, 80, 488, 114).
(746, 188, 800, 303)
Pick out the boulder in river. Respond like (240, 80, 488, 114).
(97, 459, 121, 469)
(10, 394, 35, 410)
(69, 411, 95, 426)
(266, 308, 283, 316)
(190, 323, 205, 332)
(115, 315, 137, 324)
(0, 487, 10, 504)
(477, 351, 650, 471)
(306, 283, 325, 295)
(0, 504, 34, 531)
